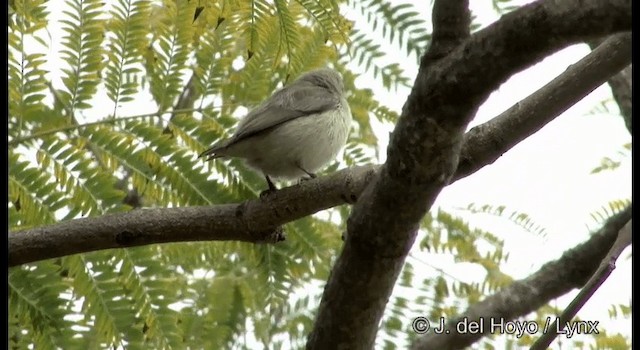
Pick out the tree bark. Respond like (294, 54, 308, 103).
(588, 37, 632, 134)
(306, 0, 631, 348)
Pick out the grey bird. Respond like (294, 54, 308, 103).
(199, 68, 353, 192)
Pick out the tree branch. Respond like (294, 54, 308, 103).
(530, 218, 632, 349)
(412, 206, 631, 350)
(426, 0, 470, 60)
(162, 72, 199, 135)
(8, 108, 204, 147)
(9, 3, 631, 271)
(306, 0, 630, 348)
(588, 37, 632, 134)
(454, 32, 631, 182)
(607, 65, 632, 134)
(8, 165, 376, 267)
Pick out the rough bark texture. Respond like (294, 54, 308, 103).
(306, 0, 631, 348)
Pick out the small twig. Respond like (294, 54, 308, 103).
(8, 165, 377, 266)
(162, 72, 199, 134)
(8, 107, 206, 146)
(454, 33, 631, 182)
(46, 82, 110, 170)
(530, 220, 631, 350)
(413, 207, 631, 349)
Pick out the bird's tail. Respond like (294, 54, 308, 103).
(199, 139, 231, 161)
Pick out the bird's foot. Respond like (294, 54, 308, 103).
(297, 171, 317, 184)
(259, 188, 276, 198)
(295, 164, 317, 181)
(260, 175, 278, 197)
(298, 176, 314, 184)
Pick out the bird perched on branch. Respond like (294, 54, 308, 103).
(200, 68, 353, 193)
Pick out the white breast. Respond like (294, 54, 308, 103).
(230, 100, 353, 179)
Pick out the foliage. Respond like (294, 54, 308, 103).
(8, 0, 383, 347)
(591, 143, 631, 174)
(8, 0, 630, 349)
(587, 199, 631, 230)
(461, 203, 548, 237)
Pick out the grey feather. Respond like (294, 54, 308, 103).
(200, 69, 344, 159)
(235, 84, 339, 139)
(199, 68, 352, 186)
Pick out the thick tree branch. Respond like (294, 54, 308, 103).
(9, 30, 631, 268)
(454, 33, 631, 182)
(306, 0, 630, 348)
(412, 206, 631, 350)
(8, 166, 377, 267)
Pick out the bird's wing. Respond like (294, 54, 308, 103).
(234, 83, 340, 140)
(199, 82, 339, 159)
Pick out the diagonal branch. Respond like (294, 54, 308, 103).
(454, 33, 631, 182)
(530, 219, 631, 349)
(412, 206, 631, 350)
(607, 65, 632, 134)
(306, 0, 630, 348)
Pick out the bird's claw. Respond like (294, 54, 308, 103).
(260, 188, 276, 198)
